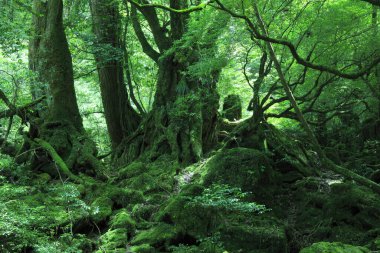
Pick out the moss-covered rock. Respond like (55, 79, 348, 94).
(129, 244, 156, 253)
(131, 223, 179, 248)
(155, 194, 216, 237)
(110, 209, 136, 234)
(220, 215, 287, 253)
(203, 148, 274, 193)
(97, 228, 128, 252)
(90, 196, 113, 223)
(287, 178, 380, 251)
(119, 162, 148, 178)
(300, 242, 370, 253)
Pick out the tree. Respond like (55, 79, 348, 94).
(28, 0, 101, 173)
(114, 0, 226, 165)
(89, 0, 141, 150)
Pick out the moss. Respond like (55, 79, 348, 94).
(203, 148, 274, 192)
(129, 244, 156, 253)
(220, 215, 287, 253)
(90, 196, 113, 223)
(92, 184, 144, 208)
(119, 162, 148, 179)
(155, 195, 216, 237)
(97, 228, 128, 252)
(180, 183, 205, 196)
(222, 94, 242, 121)
(131, 203, 159, 223)
(300, 242, 370, 253)
(110, 209, 136, 235)
(131, 223, 179, 247)
(32, 173, 52, 185)
(287, 179, 380, 251)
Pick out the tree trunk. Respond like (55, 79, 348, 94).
(28, 0, 101, 176)
(114, 1, 221, 166)
(90, 0, 141, 149)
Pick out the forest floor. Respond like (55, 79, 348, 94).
(1, 126, 380, 253)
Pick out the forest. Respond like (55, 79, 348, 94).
(0, 0, 380, 252)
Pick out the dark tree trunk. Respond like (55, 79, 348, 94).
(90, 0, 141, 149)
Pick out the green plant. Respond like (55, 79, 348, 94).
(188, 184, 270, 214)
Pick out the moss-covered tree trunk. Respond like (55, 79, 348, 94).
(28, 0, 101, 175)
(89, 0, 141, 150)
(114, 0, 220, 166)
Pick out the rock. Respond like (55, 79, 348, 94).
(203, 148, 274, 192)
(300, 242, 370, 253)
(131, 223, 179, 248)
(129, 244, 156, 253)
(96, 228, 128, 252)
(119, 162, 148, 179)
(90, 196, 113, 223)
(220, 216, 288, 253)
(110, 209, 136, 235)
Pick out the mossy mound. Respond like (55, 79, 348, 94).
(300, 242, 370, 253)
(202, 148, 274, 193)
(287, 178, 380, 251)
(96, 228, 128, 253)
(220, 215, 287, 253)
(118, 157, 177, 195)
(131, 223, 179, 249)
(129, 244, 157, 253)
(131, 182, 286, 253)
(110, 209, 136, 234)
(90, 196, 113, 223)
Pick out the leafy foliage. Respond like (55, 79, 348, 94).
(189, 184, 270, 214)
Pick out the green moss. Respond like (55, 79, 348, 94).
(97, 228, 128, 252)
(110, 209, 136, 235)
(90, 196, 113, 223)
(300, 242, 370, 253)
(220, 215, 287, 253)
(131, 203, 159, 222)
(32, 173, 52, 185)
(119, 162, 148, 179)
(203, 148, 273, 192)
(131, 223, 179, 247)
(155, 195, 216, 237)
(129, 244, 156, 253)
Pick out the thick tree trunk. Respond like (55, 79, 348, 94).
(31, 0, 83, 127)
(28, 0, 102, 176)
(90, 0, 141, 149)
(114, 1, 220, 166)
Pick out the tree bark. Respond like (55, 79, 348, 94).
(34, 0, 83, 129)
(28, 0, 102, 176)
(90, 0, 141, 149)
(114, 1, 221, 166)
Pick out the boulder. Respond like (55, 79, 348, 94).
(300, 242, 370, 253)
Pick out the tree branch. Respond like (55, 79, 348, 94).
(127, 0, 212, 14)
(214, 0, 380, 80)
(130, 6, 160, 63)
